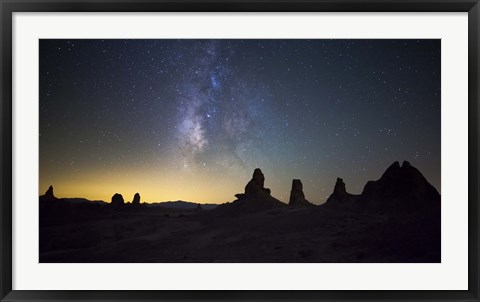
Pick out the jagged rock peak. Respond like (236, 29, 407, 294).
(334, 178, 346, 195)
(40, 185, 58, 202)
(382, 161, 401, 178)
(326, 177, 352, 204)
(391, 161, 401, 168)
(292, 179, 303, 191)
(111, 193, 124, 206)
(378, 160, 427, 183)
(381, 160, 425, 180)
(361, 160, 440, 205)
(45, 185, 56, 199)
(288, 179, 314, 207)
(244, 168, 271, 198)
(132, 193, 141, 205)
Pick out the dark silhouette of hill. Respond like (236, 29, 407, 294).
(40, 192, 108, 227)
(39, 185, 106, 205)
(61, 198, 106, 205)
(324, 161, 440, 214)
(361, 160, 440, 212)
(39, 188, 215, 227)
(39, 161, 440, 263)
(147, 201, 218, 210)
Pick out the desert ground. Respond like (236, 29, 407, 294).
(40, 161, 440, 263)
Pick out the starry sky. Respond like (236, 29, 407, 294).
(39, 39, 440, 204)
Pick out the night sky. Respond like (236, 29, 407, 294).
(39, 39, 440, 204)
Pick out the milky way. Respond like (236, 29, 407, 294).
(40, 39, 440, 203)
(170, 41, 279, 178)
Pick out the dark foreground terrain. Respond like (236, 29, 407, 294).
(40, 161, 440, 263)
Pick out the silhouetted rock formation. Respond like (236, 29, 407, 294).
(325, 178, 354, 204)
(324, 161, 440, 213)
(288, 179, 314, 207)
(39, 162, 441, 263)
(360, 161, 440, 211)
(132, 193, 141, 205)
(234, 193, 245, 200)
(245, 168, 271, 198)
(45, 185, 55, 198)
(224, 168, 286, 213)
(40, 185, 58, 202)
(111, 193, 124, 206)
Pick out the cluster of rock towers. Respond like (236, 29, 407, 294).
(111, 192, 141, 206)
(110, 168, 319, 207)
(235, 168, 316, 207)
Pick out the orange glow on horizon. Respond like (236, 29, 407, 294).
(39, 166, 279, 204)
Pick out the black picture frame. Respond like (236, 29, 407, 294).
(1, 0, 479, 301)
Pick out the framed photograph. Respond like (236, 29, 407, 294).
(1, 0, 479, 301)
